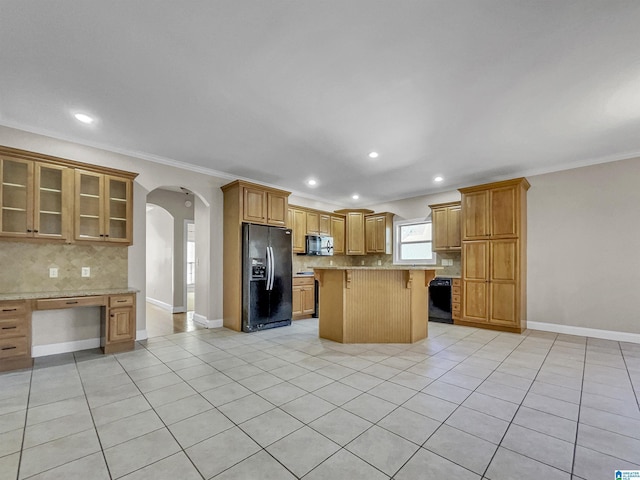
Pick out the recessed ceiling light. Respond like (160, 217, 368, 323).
(368, 152, 379, 159)
(352, 194, 360, 200)
(74, 113, 94, 124)
(434, 176, 444, 182)
(306, 179, 317, 186)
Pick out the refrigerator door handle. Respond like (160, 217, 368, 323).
(266, 247, 273, 290)
(270, 246, 276, 291)
(271, 247, 276, 291)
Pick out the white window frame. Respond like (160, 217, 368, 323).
(393, 217, 437, 265)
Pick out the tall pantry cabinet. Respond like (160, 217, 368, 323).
(459, 178, 529, 333)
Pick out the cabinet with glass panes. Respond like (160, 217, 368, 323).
(0, 156, 71, 240)
(0, 146, 136, 246)
(75, 171, 132, 244)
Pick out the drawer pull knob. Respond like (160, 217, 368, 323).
(2, 308, 17, 312)
(1, 346, 17, 350)
(66, 301, 79, 304)
(110, 314, 114, 317)
(1, 326, 17, 330)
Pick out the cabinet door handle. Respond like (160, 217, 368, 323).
(34, 230, 38, 233)
(110, 314, 114, 317)
(99, 234, 105, 237)
(1, 308, 17, 312)
(1, 326, 17, 330)
(1, 346, 17, 350)
(105, 234, 109, 237)
(27, 229, 32, 233)
(66, 301, 79, 305)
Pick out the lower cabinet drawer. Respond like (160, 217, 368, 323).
(0, 336, 29, 359)
(0, 301, 27, 317)
(109, 295, 135, 307)
(452, 303, 461, 313)
(36, 296, 106, 310)
(0, 318, 28, 338)
(293, 277, 315, 286)
(452, 294, 461, 304)
(452, 286, 461, 295)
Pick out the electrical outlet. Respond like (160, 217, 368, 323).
(329, 260, 334, 266)
(361, 260, 365, 265)
(377, 260, 382, 266)
(81, 267, 90, 278)
(49, 267, 58, 278)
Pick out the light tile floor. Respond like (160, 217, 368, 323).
(1, 319, 640, 479)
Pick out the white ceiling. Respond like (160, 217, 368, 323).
(1, 1, 640, 205)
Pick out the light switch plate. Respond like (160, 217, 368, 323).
(49, 267, 58, 278)
(81, 267, 90, 277)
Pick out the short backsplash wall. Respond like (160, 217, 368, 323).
(0, 241, 128, 293)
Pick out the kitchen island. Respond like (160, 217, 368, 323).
(313, 267, 440, 343)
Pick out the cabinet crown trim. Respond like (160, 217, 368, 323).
(428, 201, 461, 209)
(0, 145, 138, 179)
(221, 179, 290, 196)
(458, 177, 530, 194)
(334, 208, 374, 214)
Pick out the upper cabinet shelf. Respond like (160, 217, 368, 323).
(0, 146, 137, 246)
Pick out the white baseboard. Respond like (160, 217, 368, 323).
(136, 329, 148, 341)
(173, 306, 186, 313)
(193, 313, 223, 329)
(528, 321, 640, 344)
(146, 297, 173, 311)
(32, 338, 101, 357)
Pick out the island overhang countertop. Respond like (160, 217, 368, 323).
(312, 267, 439, 344)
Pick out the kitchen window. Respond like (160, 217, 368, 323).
(393, 218, 436, 265)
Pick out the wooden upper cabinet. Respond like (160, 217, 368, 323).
(290, 207, 307, 253)
(430, 202, 461, 251)
(460, 178, 529, 240)
(364, 213, 393, 254)
(461, 190, 489, 240)
(0, 146, 137, 246)
(330, 215, 345, 255)
(306, 211, 319, 234)
(319, 214, 331, 235)
(235, 182, 289, 227)
(243, 186, 267, 223)
(1, 155, 72, 241)
(337, 210, 372, 256)
(75, 171, 133, 244)
(266, 191, 287, 226)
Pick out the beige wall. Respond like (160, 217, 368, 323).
(145, 206, 174, 308)
(527, 157, 640, 335)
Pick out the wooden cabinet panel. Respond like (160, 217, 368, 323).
(266, 192, 287, 226)
(462, 190, 489, 240)
(489, 282, 517, 326)
(431, 202, 461, 251)
(0, 336, 29, 360)
(291, 208, 306, 253)
(463, 281, 488, 323)
(491, 186, 518, 238)
(330, 216, 345, 255)
(75, 170, 104, 241)
(36, 296, 106, 310)
(364, 213, 393, 254)
(365, 216, 376, 253)
(490, 239, 517, 282)
(293, 277, 315, 319)
(302, 286, 315, 315)
(319, 214, 331, 235)
(108, 308, 134, 343)
(345, 211, 366, 255)
(243, 186, 266, 223)
(306, 211, 319, 234)
(105, 176, 132, 243)
(463, 241, 489, 281)
(0, 300, 31, 371)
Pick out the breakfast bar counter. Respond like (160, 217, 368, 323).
(313, 267, 440, 343)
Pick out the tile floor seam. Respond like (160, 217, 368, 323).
(619, 342, 640, 414)
(13, 369, 32, 480)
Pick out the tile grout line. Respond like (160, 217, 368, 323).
(618, 343, 640, 414)
(14, 368, 33, 480)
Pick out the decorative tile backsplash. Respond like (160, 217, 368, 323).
(0, 241, 128, 293)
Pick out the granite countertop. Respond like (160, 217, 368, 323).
(0, 288, 138, 301)
(312, 266, 444, 271)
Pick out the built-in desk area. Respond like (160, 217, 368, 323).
(0, 289, 137, 372)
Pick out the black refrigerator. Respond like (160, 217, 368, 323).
(242, 223, 293, 332)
